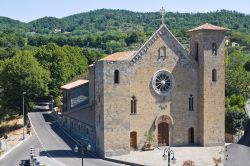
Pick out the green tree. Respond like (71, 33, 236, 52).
(226, 49, 250, 98)
(34, 43, 88, 96)
(228, 94, 246, 108)
(125, 31, 146, 46)
(82, 48, 105, 65)
(0, 51, 50, 114)
(225, 106, 248, 134)
(226, 65, 250, 97)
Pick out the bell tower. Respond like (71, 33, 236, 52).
(188, 23, 228, 146)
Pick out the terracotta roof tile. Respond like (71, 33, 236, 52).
(61, 80, 88, 90)
(100, 51, 137, 61)
(188, 23, 229, 32)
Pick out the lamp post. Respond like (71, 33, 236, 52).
(74, 140, 91, 166)
(50, 95, 53, 112)
(162, 147, 176, 166)
(22, 92, 26, 140)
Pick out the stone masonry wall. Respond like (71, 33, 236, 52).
(190, 30, 225, 146)
(129, 33, 198, 149)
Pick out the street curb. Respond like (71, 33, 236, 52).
(50, 112, 98, 158)
(50, 111, 146, 166)
(0, 134, 31, 161)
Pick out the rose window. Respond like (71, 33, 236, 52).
(152, 70, 174, 96)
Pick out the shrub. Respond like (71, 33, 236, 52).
(229, 95, 245, 108)
(225, 106, 248, 134)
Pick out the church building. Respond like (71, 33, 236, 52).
(61, 17, 228, 157)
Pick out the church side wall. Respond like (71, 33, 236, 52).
(102, 61, 131, 157)
(94, 62, 105, 157)
(88, 65, 95, 106)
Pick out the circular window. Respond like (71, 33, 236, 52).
(152, 70, 174, 96)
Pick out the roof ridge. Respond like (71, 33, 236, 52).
(129, 24, 189, 66)
(188, 23, 230, 32)
(100, 50, 137, 61)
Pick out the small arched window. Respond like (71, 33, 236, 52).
(212, 43, 217, 56)
(188, 128, 194, 144)
(131, 96, 137, 114)
(86, 127, 89, 134)
(114, 70, 119, 84)
(158, 46, 166, 60)
(212, 69, 217, 82)
(189, 95, 194, 111)
(195, 42, 199, 62)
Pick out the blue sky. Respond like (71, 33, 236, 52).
(0, 0, 249, 22)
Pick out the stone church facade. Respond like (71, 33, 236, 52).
(61, 23, 228, 157)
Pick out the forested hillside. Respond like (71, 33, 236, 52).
(1, 9, 250, 52)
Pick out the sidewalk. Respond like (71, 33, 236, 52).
(0, 117, 31, 158)
(108, 146, 225, 166)
(0, 131, 30, 160)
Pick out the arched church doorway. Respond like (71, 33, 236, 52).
(130, 131, 137, 149)
(158, 122, 169, 146)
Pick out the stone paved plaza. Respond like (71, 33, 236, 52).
(108, 146, 226, 166)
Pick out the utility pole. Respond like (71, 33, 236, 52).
(22, 92, 26, 140)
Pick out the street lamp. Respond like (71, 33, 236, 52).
(50, 95, 53, 112)
(22, 92, 26, 140)
(74, 140, 92, 166)
(162, 147, 176, 166)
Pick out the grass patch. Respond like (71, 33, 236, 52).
(0, 115, 23, 138)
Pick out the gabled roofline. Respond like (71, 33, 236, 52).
(129, 24, 189, 66)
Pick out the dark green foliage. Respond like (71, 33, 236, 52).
(28, 17, 64, 34)
(225, 49, 250, 98)
(125, 31, 146, 46)
(1, 9, 250, 52)
(225, 48, 250, 134)
(82, 48, 105, 64)
(0, 30, 25, 48)
(225, 65, 250, 97)
(225, 106, 248, 134)
(244, 61, 250, 72)
(230, 32, 250, 49)
(0, 51, 50, 114)
(34, 43, 88, 96)
(0, 16, 27, 33)
(226, 95, 246, 108)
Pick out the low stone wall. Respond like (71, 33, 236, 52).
(225, 131, 244, 143)
(225, 133, 233, 143)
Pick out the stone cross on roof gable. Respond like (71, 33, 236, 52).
(160, 7, 166, 25)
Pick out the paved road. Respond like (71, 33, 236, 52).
(225, 144, 250, 166)
(0, 109, 120, 166)
(0, 129, 42, 166)
(228, 99, 250, 166)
